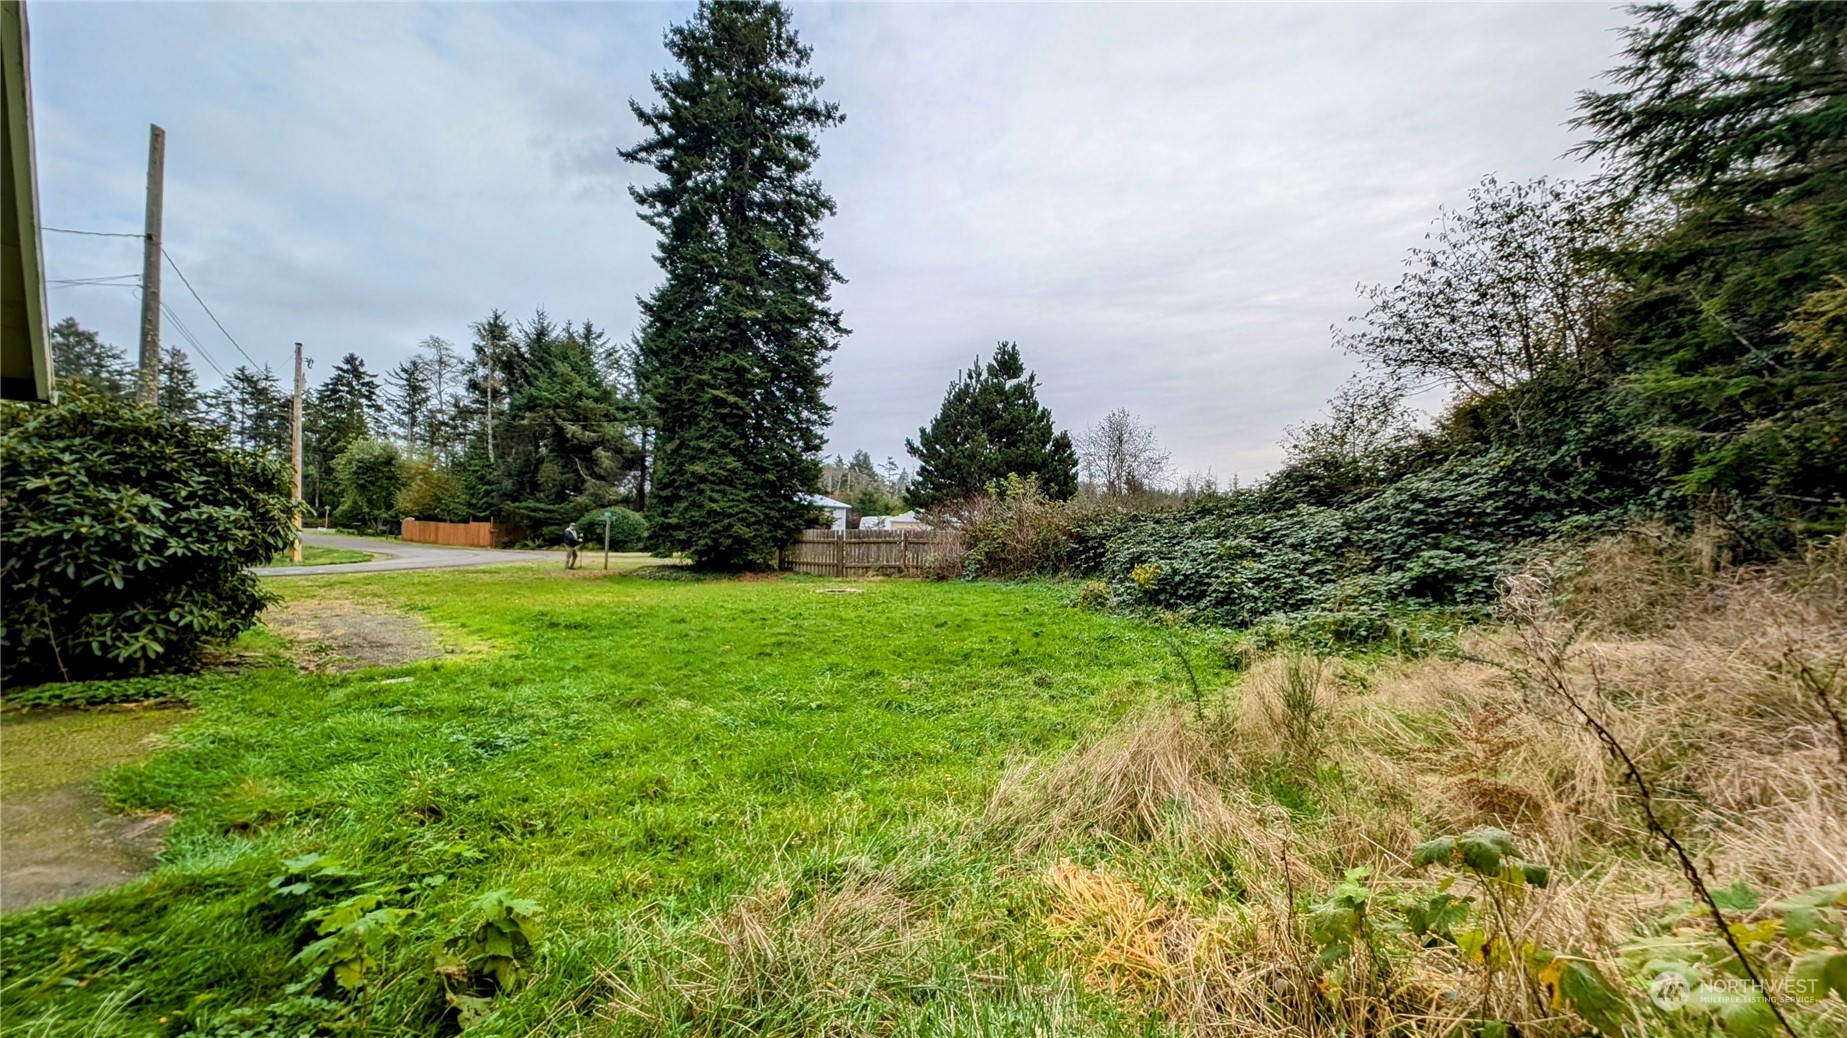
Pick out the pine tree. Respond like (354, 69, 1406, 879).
(495, 312, 641, 537)
(624, 0, 846, 569)
(906, 342, 1078, 508)
(48, 317, 132, 401)
(384, 357, 434, 449)
(844, 449, 880, 493)
(304, 354, 382, 512)
(222, 365, 291, 455)
(467, 311, 515, 466)
(157, 346, 206, 422)
(1575, 1, 1847, 523)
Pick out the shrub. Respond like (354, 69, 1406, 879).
(1072, 448, 1619, 633)
(929, 474, 1076, 579)
(576, 506, 648, 552)
(396, 456, 469, 522)
(331, 438, 404, 530)
(1, 387, 296, 686)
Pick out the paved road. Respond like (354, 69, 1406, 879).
(253, 531, 558, 577)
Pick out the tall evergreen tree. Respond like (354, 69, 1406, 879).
(906, 342, 1079, 508)
(415, 335, 466, 462)
(48, 317, 131, 401)
(158, 346, 206, 422)
(467, 311, 515, 466)
(304, 354, 381, 512)
(624, 0, 846, 569)
(384, 357, 434, 450)
(1575, 1, 1847, 526)
(494, 312, 641, 537)
(220, 365, 291, 455)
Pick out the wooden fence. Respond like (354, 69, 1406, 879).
(401, 520, 528, 549)
(784, 528, 964, 578)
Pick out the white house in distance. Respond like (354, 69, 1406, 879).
(859, 511, 928, 531)
(799, 492, 851, 531)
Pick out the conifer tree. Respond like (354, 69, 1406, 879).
(157, 346, 206, 423)
(906, 342, 1079, 508)
(1575, 1, 1847, 521)
(414, 335, 465, 462)
(221, 365, 291, 455)
(496, 313, 640, 537)
(384, 357, 434, 450)
(467, 311, 514, 466)
(304, 354, 381, 512)
(624, 0, 846, 569)
(48, 317, 132, 401)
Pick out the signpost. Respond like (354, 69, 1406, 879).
(602, 509, 612, 570)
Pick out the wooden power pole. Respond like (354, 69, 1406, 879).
(135, 124, 165, 406)
(291, 342, 304, 562)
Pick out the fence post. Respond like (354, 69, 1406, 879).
(900, 530, 910, 575)
(836, 530, 846, 577)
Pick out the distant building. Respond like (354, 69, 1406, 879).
(799, 492, 851, 531)
(858, 510, 928, 532)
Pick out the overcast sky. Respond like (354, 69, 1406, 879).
(31, 1, 1630, 482)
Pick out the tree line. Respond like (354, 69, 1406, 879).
(1031, 1, 1847, 627)
(48, 310, 644, 538)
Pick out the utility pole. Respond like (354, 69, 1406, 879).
(135, 124, 165, 407)
(484, 337, 496, 464)
(291, 342, 304, 563)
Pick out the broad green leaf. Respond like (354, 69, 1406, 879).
(1710, 987, 1777, 1038)
(1781, 904, 1822, 941)
(1710, 880, 1762, 912)
(1792, 950, 1847, 1002)
(1553, 959, 1625, 1035)
(1412, 836, 1456, 869)
(1457, 828, 1517, 876)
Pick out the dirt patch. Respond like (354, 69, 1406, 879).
(0, 706, 184, 912)
(264, 597, 445, 672)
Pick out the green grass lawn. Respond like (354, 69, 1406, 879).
(268, 544, 375, 566)
(1, 568, 1228, 1036)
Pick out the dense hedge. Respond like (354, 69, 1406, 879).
(576, 506, 648, 552)
(1, 388, 297, 686)
(1070, 448, 1650, 632)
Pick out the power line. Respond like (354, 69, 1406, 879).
(48, 225, 271, 388)
(158, 299, 230, 381)
(48, 273, 141, 286)
(43, 226, 144, 240)
(159, 246, 262, 370)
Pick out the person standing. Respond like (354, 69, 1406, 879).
(562, 522, 581, 570)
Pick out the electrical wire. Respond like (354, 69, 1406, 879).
(42, 227, 267, 373)
(43, 226, 144, 240)
(160, 246, 262, 370)
(47, 273, 141, 287)
(158, 299, 231, 382)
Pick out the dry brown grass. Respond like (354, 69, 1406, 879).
(983, 706, 1282, 863)
(597, 532, 1847, 1036)
(602, 868, 949, 1033)
(992, 532, 1847, 1035)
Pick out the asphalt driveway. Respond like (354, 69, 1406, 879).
(252, 531, 557, 577)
